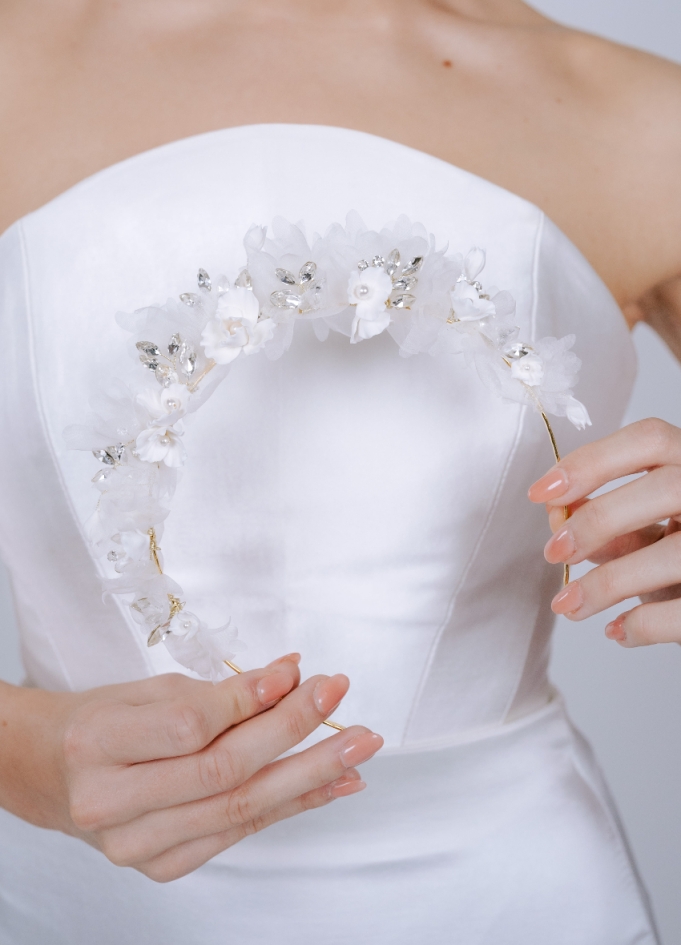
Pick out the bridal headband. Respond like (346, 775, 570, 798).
(66, 213, 588, 725)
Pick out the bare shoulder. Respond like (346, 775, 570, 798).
(544, 26, 681, 299)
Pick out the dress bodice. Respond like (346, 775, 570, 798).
(0, 124, 635, 748)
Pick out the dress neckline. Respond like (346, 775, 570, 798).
(7, 121, 628, 333)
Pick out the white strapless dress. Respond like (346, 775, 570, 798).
(0, 124, 658, 944)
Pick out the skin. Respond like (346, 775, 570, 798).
(0, 654, 383, 882)
(530, 419, 681, 648)
(0, 0, 681, 880)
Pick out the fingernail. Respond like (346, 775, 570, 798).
(544, 525, 576, 563)
(605, 615, 626, 643)
(313, 675, 349, 716)
(257, 671, 294, 706)
(339, 733, 384, 768)
(269, 653, 301, 666)
(528, 467, 569, 502)
(551, 581, 583, 615)
(329, 777, 367, 799)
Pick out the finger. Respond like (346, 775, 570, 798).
(547, 498, 587, 534)
(69, 656, 301, 767)
(101, 673, 350, 822)
(543, 465, 681, 566)
(528, 418, 681, 507)
(137, 772, 365, 883)
(100, 726, 380, 864)
(604, 598, 681, 647)
(550, 530, 681, 621)
(586, 524, 665, 565)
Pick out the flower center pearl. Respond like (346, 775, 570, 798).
(166, 399, 179, 410)
(355, 284, 370, 299)
(159, 436, 170, 446)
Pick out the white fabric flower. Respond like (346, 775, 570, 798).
(450, 281, 497, 321)
(137, 383, 189, 426)
(136, 425, 186, 467)
(510, 353, 545, 387)
(201, 286, 274, 364)
(119, 529, 150, 561)
(165, 617, 240, 683)
(347, 268, 393, 343)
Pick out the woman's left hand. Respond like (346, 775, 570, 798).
(528, 417, 681, 647)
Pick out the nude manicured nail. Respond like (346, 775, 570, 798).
(313, 675, 349, 716)
(329, 777, 367, 799)
(551, 581, 583, 615)
(339, 733, 384, 768)
(605, 615, 627, 643)
(528, 467, 569, 502)
(544, 525, 576, 563)
(270, 652, 301, 666)
(257, 671, 295, 706)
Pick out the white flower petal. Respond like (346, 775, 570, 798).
(464, 247, 486, 281)
(350, 307, 392, 343)
(565, 396, 592, 430)
(120, 530, 150, 561)
(510, 354, 545, 387)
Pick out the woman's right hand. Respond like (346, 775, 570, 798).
(0, 656, 382, 882)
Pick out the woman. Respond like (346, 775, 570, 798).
(0, 0, 679, 942)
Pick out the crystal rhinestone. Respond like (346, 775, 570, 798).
(271, 290, 302, 310)
(136, 341, 161, 357)
(371, 255, 385, 268)
(505, 343, 533, 359)
(215, 276, 231, 296)
(91, 469, 107, 483)
(155, 365, 175, 386)
(472, 280, 483, 291)
(142, 359, 159, 372)
(402, 256, 424, 276)
(179, 292, 200, 307)
(389, 293, 416, 310)
(357, 260, 369, 271)
(275, 268, 297, 286)
(107, 550, 122, 562)
(147, 626, 165, 647)
(93, 449, 115, 466)
(111, 444, 125, 462)
(168, 333, 181, 355)
(391, 276, 417, 292)
(384, 249, 401, 276)
(298, 261, 317, 284)
(234, 269, 252, 289)
(179, 353, 197, 377)
(197, 268, 211, 290)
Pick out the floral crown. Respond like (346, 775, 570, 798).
(66, 213, 587, 714)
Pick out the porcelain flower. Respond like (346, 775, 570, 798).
(451, 281, 497, 321)
(347, 268, 393, 343)
(137, 383, 189, 426)
(565, 395, 592, 431)
(201, 286, 274, 364)
(135, 424, 186, 467)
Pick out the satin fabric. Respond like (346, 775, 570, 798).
(0, 125, 657, 942)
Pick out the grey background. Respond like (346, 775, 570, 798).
(1, 1, 680, 940)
